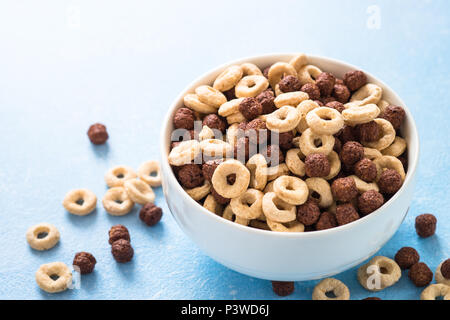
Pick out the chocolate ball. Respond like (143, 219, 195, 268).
(354, 158, 377, 182)
(108, 225, 130, 245)
(331, 177, 358, 202)
(73, 252, 96, 274)
(408, 262, 433, 287)
(335, 203, 360, 226)
(343, 70, 367, 91)
(202, 114, 227, 133)
(301, 83, 321, 100)
(263, 144, 284, 166)
(315, 211, 338, 231)
(441, 259, 450, 279)
(177, 164, 204, 189)
(356, 121, 382, 142)
(394, 247, 420, 269)
(381, 105, 406, 130)
(211, 187, 230, 205)
(139, 203, 163, 226)
(377, 169, 402, 194)
(326, 101, 345, 113)
(305, 153, 331, 177)
(271, 281, 294, 297)
(234, 137, 250, 162)
(277, 131, 294, 150)
(340, 141, 364, 166)
(315, 72, 336, 97)
(239, 97, 262, 121)
(337, 125, 358, 144)
(279, 75, 302, 93)
(296, 200, 321, 226)
(111, 239, 134, 263)
(333, 137, 342, 154)
(362, 297, 381, 300)
(256, 89, 276, 114)
(358, 190, 384, 215)
(202, 159, 223, 181)
(415, 214, 437, 238)
(332, 84, 350, 103)
(246, 118, 268, 145)
(87, 123, 109, 145)
(173, 107, 195, 130)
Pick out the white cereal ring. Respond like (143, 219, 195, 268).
(226, 111, 246, 125)
(373, 155, 406, 181)
(268, 62, 297, 89)
(218, 98, 245, 117)
(377, 99, 390, 113)
(226, 123, 240, 147)
(222, 205, 250, 226)
(168, 140, 201, 166)
(305, 177, 333, 208)
(312, 278, 350, 300)
(348, 175, 379, 193)
(235, 75, 268, 98)
(104, 165, 138, 188)
(240, 62, 263, 76)
(274, 91, 309, 108)
(62, 188, 97, 215)
(262, 192, 296, 223)
(198, 125, 215, 141)
(230, 188, 264, 220)
(211, 159, 250, 198)
(266, 218, 304, 233)
(382, 136, 407, 157)
(124, 179, 155, 205)
(102, 187, 134, 216)
(421, 284, 450, 300)
(342, 103, 380, 125)
(137, 160, 162, 187)
(350, 83, 383, 106)
(296, 100, 320, 133)
(203, 194, 223, 215)
(306, 107, 344, 135)
(246, 154, 268, 191)
(299, 128, 335, 156)
(184, 180, 211, 201)
(265, 163, 290, 181)
(26, 223, 60, 251)
(362, 119, 396, 151)
(213, 65, 243, 92)
(200, 139, 233, 158)
(289, 53, 308, 72)
(357, 256, 401, 292)
(364, 147, 383, 160)
(183, 93, 217, 114)
(297, 64, 322, 85)
(266, 106, 301, 133)
(435, 262, 450, 286)
(195, 85, 227, 108)
(285, 148, 306, 177)
(273, 175, 309, 205)
(35, 262, 72, 293)
(324, 151, 341, 180)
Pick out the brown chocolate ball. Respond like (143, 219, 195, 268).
(381, 105, 406, 130)
(415, 214, 437, 238)
(173, 107, 195, 130)
(377, 169, 402, 194)
(394, 247, 420, 269)
(337, 125, 358, 144)
(358, 190, 384, 215)
(315, 211, 338, 231)
(335, 203, 360, 226)
(305, 153, 331, 177)
(362, 297, 381, 300)
(223, 88, 236, 101)
(408, 262, 433, 287)
(326, 101, 345, 113)
(202, 114, 227, 133)
(202, 159, 223, 181)
(343, 70, 367, 91)
(316, 72, 336, 97)
(441, 259, 450, 279)
(73, 252, 97, 274)
(333, 137, 342, 154)
(271, 281, 294, 297)
(340, 141, 364, 166)
(356, 121, 382, 142)
(331, 177, 358, 202)
(279, 75, 302, 93)
(263, 66, 271, 79)
(277, 131, 294, 150)
(263, 144, 284, 166)
(234, 137, 250, 162)
(332, 84, 351, 103)
(108, 224, 130, 245)
(139, 203, 163, 226)
(314, 99, 324, 106)
(354, 158, 377, 182)
(177, 164, 204, 189)
(256, 89, 276, 114)
(321, 97, 335, 105)
(296, 200, 321, 226)
(87, 123, 109, 145)
(301, 83, 321, 100)
(246, 118, 268, 145)
(111, 239, 134, 263)
(239, 97, 262, 121)
(211, 187, 230, 205)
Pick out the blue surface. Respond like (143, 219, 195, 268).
(0, 0, 449, 300)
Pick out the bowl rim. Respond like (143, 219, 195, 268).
(160, 53, 419, 239)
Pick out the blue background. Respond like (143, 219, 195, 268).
(0, 0, 449, 300)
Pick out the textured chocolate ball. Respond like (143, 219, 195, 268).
(394, 247, 420, 269)
(315, 72, 336, 97)
(331, 177, 358, 202)
(73, 252, 97, 274)
(211, 187, 230, 205)
(335, 203, 360, 226)
(340, 141, 364, 166)
(408, 262, 433, 287)
(177, 164, 204, 189)
(239, 97, 263, 121)
(202, 159, 223, 181)
(320, 97, 335, 105)
(279, 75, 302, 93)
(111, 239, 134, 263)
(108, 224, 130, 245)
(343, 70, 367, 91)
(377, 169, 402, 194)
(271, 281, 294, 297)
(87, 123, 109, 145)
(301, 83, 321, 100)
(246, 118, 268, 145)
(415, 214, 437, 238)
(337, 126, 358, 144)
(173, 107, 195, 130)
(326, 101, 345, 113)
(358, 190, 384, 215)
(381, 105, 406, 130)
(441, 259, 450, 279)
(139, 203, 163, 226)
(332, 84, 350, 103)
(354, 158, 377, 182)
(305, 153, 331, 177)
(277, 131, 294, 150)
(202, 114, 227, 133)
(256, 89, 276, 114)
(263, 144, 284, 166)
(333, 137, 342, 154)
(223, 88, 236, 101)
(296, 200, 321, 226)
(356, 121, 382, 142)
(315, 211, 338, 231)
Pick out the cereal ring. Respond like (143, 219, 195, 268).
(297, 64, 322, 85)
(240, 62, 263, 76)
(218, 98, 245, 117)
(373, 155, 406, 181)
(26, 223, 60, 251)
(235, 75, 269, 98)
(266, 218, 304, 232)
(200, 139, 233, 158)
(273, 83, 283, 96)
(265, 163, 290, 181)
(285, 148, 306, 177)
(168, 140, 201, 166)
(305, 178, 333, 208)
(350, 83, 383, 106)
(381, 137, 407, 157)
(35, 262, 72, 293)
(104, 165, 138, 188)
(203, 194, 223, 215)
(62, 189, 97, 216)
(137, 160, 162, 187)
(273, 176, 308, 205)
(362, 119, 395, 150)
(226, 111, 246, 125)
(246, 154, 268, 191)
(296, 100, 320, 133)
(230, 188, 264, 219)
(195, 85, 227, 108)
(183, 93, 217, 114)
(357, 256, 401, 291)
(213, 65, 243, 92)
(364, 147, 383, 160)
(435, 262, 450, 286)
(124, 179, 155, 205)
(348, 175, 379, 193)
(198, 125, 214, 141)
(226, 123, 240, 147)
(262, 192, 296, 223)
(306, 107, 344, 135)
(377, 99, 390, 113)
(102, 187, 134, 216)
(289, 53, 308, 71)
(268, 62, 297, 89)
(274, 91, 309, 108)
(342, 104, 380, 126)
(266, 106, 301, 133)
(420, 284, 450, 300)
(185, 180, 211, 201)
(324, 151, 341, 180)
(211, 159, 250, 198)
(312, 278, 350, 300)
(299, 128, 335, 156)
(222, 205, 250, 226)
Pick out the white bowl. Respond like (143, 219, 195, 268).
(160, 54, 419, 281)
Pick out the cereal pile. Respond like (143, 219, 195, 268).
(168, 53, 408, 232)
